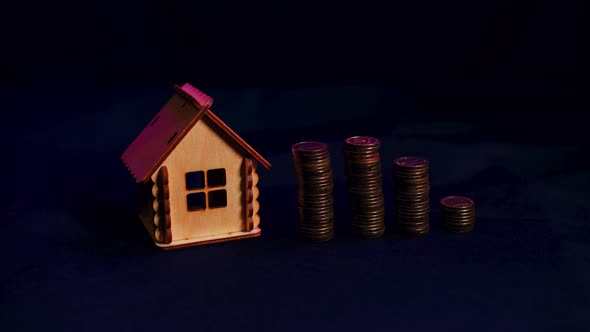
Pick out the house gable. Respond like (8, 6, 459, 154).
(154, 116, 247, 240)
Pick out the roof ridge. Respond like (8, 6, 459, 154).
(176, 83, 213, 109)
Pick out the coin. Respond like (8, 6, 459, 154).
(441, 196, 474, 208)
(393, 156, 429, 168)
(344, 136, 385, 238)
(393, 156, 431, 235)
(442, 224, 474, 233)
(440, 195, 475, 233)
(292, 141, 335, 242)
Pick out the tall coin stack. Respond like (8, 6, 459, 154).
(292, 142, 334, 242)
(344, 136, 385, 238)
(393, 156, 430, 235)
(440, 196, 476, 233)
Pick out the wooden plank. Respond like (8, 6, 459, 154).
(251, 167, 261, 229)
(158, 230, 261, 250)
(137, 179, 157, 242)
(157, 166, 172, 244)
(243, 158, 254, 232)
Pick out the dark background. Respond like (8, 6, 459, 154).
(2, 1, 590, 331)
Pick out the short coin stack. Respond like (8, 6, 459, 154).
(292, 141, 334, 242)
(440, 196, 476, 233)
(393, 156, 430, 235)
(344, 136, 385, 238)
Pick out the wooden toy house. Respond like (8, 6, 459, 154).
(122, 83, 272, 249)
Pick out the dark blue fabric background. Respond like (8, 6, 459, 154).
(1, 1, 589, 331)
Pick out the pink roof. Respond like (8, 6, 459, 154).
(121, 83, 271, 183)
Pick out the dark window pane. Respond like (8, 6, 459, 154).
(187, 192, 206, 211)
(207, 168, 226, 188)
(186, 171, 205, 190)
(208, 190, 227, 208)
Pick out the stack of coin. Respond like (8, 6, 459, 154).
(440, 196, 476, 233)
(393, 156, 430, 235)
(344, 136, 385, 238)
(292, 141, 334, 242)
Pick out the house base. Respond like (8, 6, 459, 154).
(139, 210, 261, 250)
(155, 228, 261, 250)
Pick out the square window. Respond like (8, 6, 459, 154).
(207, 168, 226, 188)
(187, 192, 206, 211)
(208, 190, 227, 208)
(186, 171, 205, 190)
